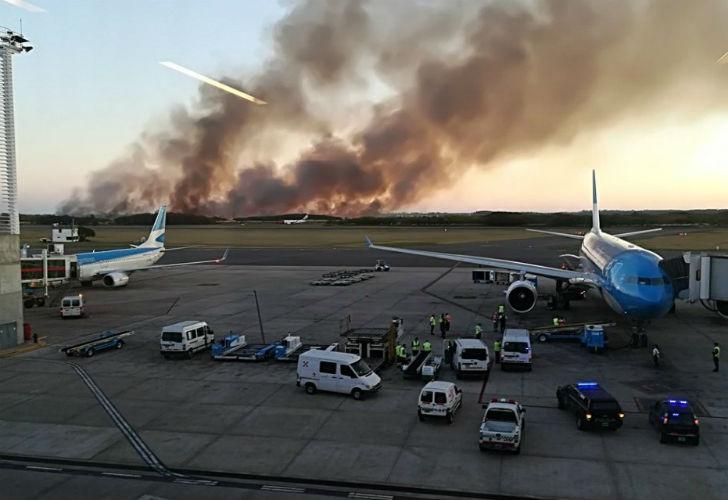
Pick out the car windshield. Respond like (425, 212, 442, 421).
(503, 341, 529, 353)
(591, 401, 620, 411)
(351, 359, 372, 377)
(486, 409, 517, 422)
(162, 331, 182, 342)
(461, 348, 487, 360)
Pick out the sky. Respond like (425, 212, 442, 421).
(3, 0, 728, 215)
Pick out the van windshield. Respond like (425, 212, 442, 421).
(461, 348, 487, 360)
(503, 341, 529, 353)
(351, 359, 372, 377)
(162, 331, 183, 342)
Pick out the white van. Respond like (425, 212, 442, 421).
(501, 329, 532, 370)
(451, 338, 490, 378)
(60, 294, 85, 318)
(160, 321, 214, 358)
(418, 381, 463, 424)
(297, 350, 381, 400)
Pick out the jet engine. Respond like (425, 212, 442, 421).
(102, 272, 129, 288)
(506, 280, 538, 313)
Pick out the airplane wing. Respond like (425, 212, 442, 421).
(129, 249, 229, 272)
(526, 228, 584, 240)
(365, 237, 599, 283)
(613, 228, 662, 238)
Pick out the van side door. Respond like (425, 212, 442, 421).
(339, 364, 358, 393)
(318, 361, 339, 392)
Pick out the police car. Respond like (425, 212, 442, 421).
(556, 382, 624, 431)
(479, 398, 525, 453)
(648, 399, 700, 445)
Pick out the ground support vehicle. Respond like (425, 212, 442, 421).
(500, 329, 532, 371)
(479, 398, 526, 453)
(297, 349, 381, 400)
(450, 338, 490, 378)
(418, 381, 462, 424)
(421, 355, 442, 381)
(62, 330, 133, 357)
(60, 294, 86, 318)
(211, 334, 248, 360)
(374, 259, 390, 272)
(402, 351, 430, 379)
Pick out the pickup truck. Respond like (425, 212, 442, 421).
(479, 398, 526, 453)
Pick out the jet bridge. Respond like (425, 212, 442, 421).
(679, 252, 728, 318)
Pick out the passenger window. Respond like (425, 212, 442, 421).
(434, 392, 447, 405)
(420, 391, 433, 403)
(62, 301, 70, 307)
(196, 327, 205, 338)
(340, 365, 356, 378)
(320, 361, 337, 374)
(72, 300, 80, 306)
(186, 331, 194, 340)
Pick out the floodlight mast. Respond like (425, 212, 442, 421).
(0, 27, 32, 235)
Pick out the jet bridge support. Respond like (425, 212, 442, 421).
(681, 252, 728, 319)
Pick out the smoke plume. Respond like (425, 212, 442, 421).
(60, 0, 728, 216)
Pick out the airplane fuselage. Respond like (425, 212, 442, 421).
(77, 247, 164, 281)
(579, 231, 673, 321)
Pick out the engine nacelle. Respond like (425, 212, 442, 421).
(103, 272, 129, 288)
(506, 280, 538, 313)
(716, 300, 728, 319)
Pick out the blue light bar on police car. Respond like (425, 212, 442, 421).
(577, 382, 599, 388)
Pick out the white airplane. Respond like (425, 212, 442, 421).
(368, 171, 673, 327)
(76, 206, 227, 287)
(283, 214, 309, 225)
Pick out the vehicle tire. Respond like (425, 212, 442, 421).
(557, 394, 565, 409)
(305, 383, 317, 395)
(577, 415, 586, 431)
(455, 370, 462, 380)
(86, 348, 94, 358)
(514, 444, 521, 455)
(418, 410, 424, 422)
(36, 298, 45, 307)
(24, 299, 34, 308)
(187, 349, 194, 359)
(479, 444, 487, 452)
(538, 334, 547, 343)
(352, 388, 363, 400)
(659, 433, 668, 444)
(163, 354, 170, 360)
(116, 341, 124, 349)
(446, 411, 454, 424)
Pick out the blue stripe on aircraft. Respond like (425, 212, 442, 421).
(76, 247, 159, 265)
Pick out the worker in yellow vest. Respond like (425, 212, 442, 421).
(411, 337, 421, 356)
(494, 339, 502, 364)
(422, 340, 432, 353)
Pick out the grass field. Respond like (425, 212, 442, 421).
(19, 224, 544, 250)
(21, 223, 728, 252)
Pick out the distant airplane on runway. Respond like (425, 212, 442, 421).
(368, 171, 674, 327)
(283, 214, 309, 225)
(76, 206, 227, 288)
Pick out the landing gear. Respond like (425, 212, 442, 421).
(631, 323, 649, 348)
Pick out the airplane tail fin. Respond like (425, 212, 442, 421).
(591, 170, 601, 233)
(141, 206, 166, 248)
(302, 214, 309, 221)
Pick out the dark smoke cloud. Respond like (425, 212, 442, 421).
(61, 0, 728, 216)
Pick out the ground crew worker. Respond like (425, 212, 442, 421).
(411, 337, 421, 356)
(494, 339, 502, 364)
(491, 311, 498, 332)
(396, 343, 407, 364)
(498, 312, 507, 334)
(498, 304, 505, 315)
(423, 340, 432, 353)
(429, 314, 437, 335)
(713, 342, 720, 372)
(552, 316, 560, 327)
(439, 314, 447, 338)
(474, 323, 483, 339)
(652, 344, 661, 368)
(445, 313, 452, 333)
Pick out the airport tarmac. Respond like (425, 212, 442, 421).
(3, 253, 728, 499)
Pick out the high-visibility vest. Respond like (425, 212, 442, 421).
(397, 345, 405, 357)
(494, 341, 501, 352)
(498, 305, 505, 314)
(423, 341, 432, 352)
(714, 346, 721, 358)
(475, 325, 483, 336)
(553, 317, 559, 326)
(412, 339, 420, 349)
(429, 316, 436, 325)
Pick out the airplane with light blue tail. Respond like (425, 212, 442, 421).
(76, 206, 228, 288)
(367, 171, 674, 325)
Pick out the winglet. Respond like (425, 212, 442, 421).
(216, 248, 230, 263)
(365, 236, 373, 248)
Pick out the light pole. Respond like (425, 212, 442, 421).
(0, 28, 32, 235)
